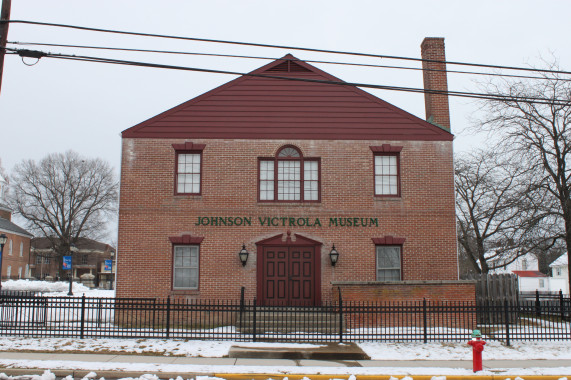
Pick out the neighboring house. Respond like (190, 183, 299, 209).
(30, 237, 116, 288)
(117, 38, 475, 304)
(549, 254, 569, 295)
(0, 173, 33, 280)
(489, 253, 564, 294)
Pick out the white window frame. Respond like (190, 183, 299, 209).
(376, 245, 402, 281)
(173, 245, 200, 290)
(176, 152, 202, 195)
(374, 153, 400, 196)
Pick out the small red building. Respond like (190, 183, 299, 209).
(117, 38, 475, 304)
(0, 175, 33, 281)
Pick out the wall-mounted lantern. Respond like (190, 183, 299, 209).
(329, 244, 339, 266)
(239, 244, 249, 267)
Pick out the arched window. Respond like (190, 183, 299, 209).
(259, 146, 320, 202)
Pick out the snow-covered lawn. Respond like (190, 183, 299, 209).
(0, 280, 570, 379)
(2, 279, 114, 298)
(0, 336, 570, 360)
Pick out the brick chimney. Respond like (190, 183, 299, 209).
(420, 37, 450, 131)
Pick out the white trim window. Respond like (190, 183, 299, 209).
(173, 245, 199, 289)
(376, 246, 401, 281)
(19, 242, 23, 257)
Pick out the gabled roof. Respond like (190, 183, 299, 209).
(0, 217, 33, 238)
(513, 271, 548, 278)
(550, 254, 568, 267)
(31, 237, 115, 253)
(122, 54, 453, 141)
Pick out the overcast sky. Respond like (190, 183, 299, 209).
(2, 1, 570, 179)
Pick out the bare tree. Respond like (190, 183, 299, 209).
(456, 149, 555, 275)
(8, 151, 118, 263)
(475, 59, 571, 292)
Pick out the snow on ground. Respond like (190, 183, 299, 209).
(2, 279, 114, 297)
(1, 281, 570, 378)
(0, 336, 570, 360)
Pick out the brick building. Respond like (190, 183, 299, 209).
(0, 174, 33, 281)
(117, 38, 475, 304)
(30, 237, 116, 288)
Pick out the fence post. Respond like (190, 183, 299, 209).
(80, 295, 86, 339)
(535, 289, 541, 317)
(166, 296, 171, 339)
(252, 297, 257, 342)
(423, 298, 428, 344)
(239, 287, 245, 334)
(504, 299, 510, 346)
(559, 289, 565, 321)
(338, 287, 343, 343)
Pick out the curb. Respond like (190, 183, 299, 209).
(217, 376, 567, 380)
(1, 369, 567, 380)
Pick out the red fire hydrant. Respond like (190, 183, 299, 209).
(467, 329, 486, 372)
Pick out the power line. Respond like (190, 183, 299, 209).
(3, 19, 571, 76)
(7, 40, 567, 82)
(6, 47, 569, 106)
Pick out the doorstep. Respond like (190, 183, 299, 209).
(228, 342, 370, 360)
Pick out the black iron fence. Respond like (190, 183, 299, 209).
(0, 293, 570, 343)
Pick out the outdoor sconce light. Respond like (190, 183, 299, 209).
(329, 244, 339, 267)
(239, 244, 249, 267)
(0, 234, 7, 292)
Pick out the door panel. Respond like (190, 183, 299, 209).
(262, 246, 315, 305)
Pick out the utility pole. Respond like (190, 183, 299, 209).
(0, 0, 12, 95)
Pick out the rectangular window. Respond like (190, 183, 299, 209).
(376, 246, 401, 281)
(374, 154, 399, 196)
(176, 153, 201, 194)
(6, 266, 11, 279)
(81, 255, 89, 265)
(258, 155, 320, 202)
(278, 160, 300, 200)
(304, 161, 319, 201)
(539, 279, 545, 288)
(259, 160, 275, 200)
(36, 255, 42, 265)
(19, 242, 23, 257)
(173, 245, 199, 289)
(18, 267, 22, 279)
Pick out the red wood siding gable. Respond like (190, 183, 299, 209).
(122, 54, 452, 141)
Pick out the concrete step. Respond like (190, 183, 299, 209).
(228, 342, 370, 360)
(236, 311, 343, 333)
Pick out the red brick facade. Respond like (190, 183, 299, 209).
(117, 39, 474, 303)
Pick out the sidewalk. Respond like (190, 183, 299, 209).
(0, 352, 569, 379)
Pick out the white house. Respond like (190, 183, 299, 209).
(549, 254, 569, 295)
(488, 253, 551, 293)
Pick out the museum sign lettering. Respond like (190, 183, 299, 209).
(194, 216, 379, 227)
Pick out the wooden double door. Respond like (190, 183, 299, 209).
(260, 245, 318, 306)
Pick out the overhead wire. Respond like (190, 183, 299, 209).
(5, 47, 568, 106)
(3, 19, 571, 75)
(7, 40, 568, 82)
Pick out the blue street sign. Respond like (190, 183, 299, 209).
(104, 259, 112, 271)
(63, 256, 72, 270)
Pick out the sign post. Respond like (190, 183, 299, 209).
(63, 255, 73, 296)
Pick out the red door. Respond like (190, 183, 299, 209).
(262, 246, 316, 305)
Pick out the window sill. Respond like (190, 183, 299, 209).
(173, 195, 203, 199)
(257, 202, 322, 207)
(373, 196, 401, 202)
(170, 289, 200, 296)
